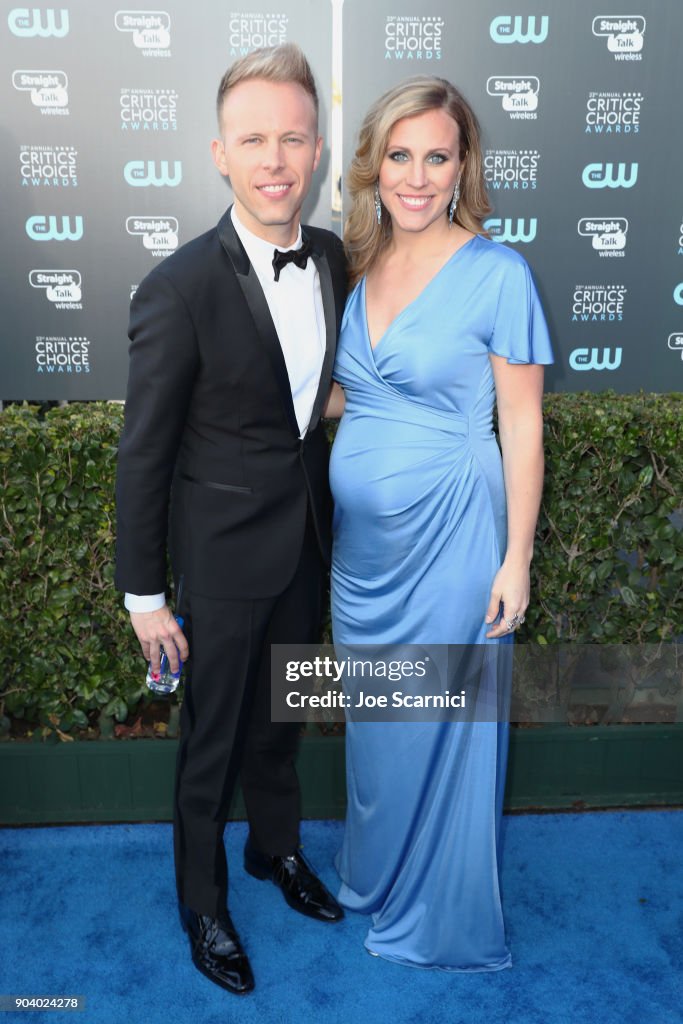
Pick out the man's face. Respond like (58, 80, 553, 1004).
(212, 78, 322, 245)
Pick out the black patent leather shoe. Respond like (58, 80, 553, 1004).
(178, 902, 254, 995)
(243, 839, 344, 923)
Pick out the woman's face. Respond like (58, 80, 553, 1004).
(378, 107, 462, 238)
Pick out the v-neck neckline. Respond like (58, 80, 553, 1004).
(363, 234, 478, 354)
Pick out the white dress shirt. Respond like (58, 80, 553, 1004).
(125, 206, 327, 613)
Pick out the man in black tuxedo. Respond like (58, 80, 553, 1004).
(115, 44, 346, 996)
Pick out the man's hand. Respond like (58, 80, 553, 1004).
(130, 605, 189, 675)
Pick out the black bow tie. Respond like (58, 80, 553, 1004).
(272, 238, 312, 282)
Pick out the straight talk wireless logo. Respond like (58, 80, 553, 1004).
(592, 15, 645, 61)
(114, 10, 171, 56)
(668, 334, 683, 361)
(29, 270, 82, 309)
(486, 77, 539, 120)
(11, 70, 69, 115)
(126, 216, 178, 256)
(578, 218, 628, 258)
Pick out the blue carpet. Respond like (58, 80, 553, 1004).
(1, 813, 681, 1024)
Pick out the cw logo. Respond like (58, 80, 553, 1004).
(8, 7, 69, 36)
(674, 283, 683, 306)
(484, 217, 537, 244)
(25, 215, 83, 241)
(490, 15, 549, 44)
(582, 162, 638, 189)
(569, 347, 622, 371)
(124, 160, 182, 187)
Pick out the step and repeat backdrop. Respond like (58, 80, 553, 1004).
(1, 0, 682, 398)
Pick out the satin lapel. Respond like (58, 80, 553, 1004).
(306, 241, 337, 434)
(217, 208, 299, 438)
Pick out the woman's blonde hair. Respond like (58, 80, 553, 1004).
(345, 76, 491, 286)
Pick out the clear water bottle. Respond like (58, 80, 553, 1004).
(146, 614, 185, 695)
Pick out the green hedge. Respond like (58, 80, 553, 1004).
(0, 403, 139, 740)
(0, 395, 681, 739)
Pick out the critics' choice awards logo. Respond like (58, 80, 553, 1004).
(114, 10, 171, 56)
(7, 7, 69, 36)
(20, 145, 77, 187)
(12, 70, 69, 115)
(585, 92, 642, 134)
(486, 77, 539, 119)
(384, 16, 443, 61)
(592, 15, 645, 61)
(126, 216, 178, 256)
(674, 283, 683, 306)
(678, 218, 683, 257)
(35, 336, 90, 374)
(229, 12, 287, 55)
(25, 214, 83, 241)
(569, 346, 622, 371)
(485, 150, 539, 190)
(29, 270, 82, 309)
(484, 218, 537, 244)
(489, 15, 548, 44)
(582, 162, 638, 189)
(578, 218, 628, 258)
(120, 89, 177, 131)
(123, 160, 182, 187)
(572, 285, 626, 322)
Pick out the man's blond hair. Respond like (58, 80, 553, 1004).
(216, 43, 319, 128)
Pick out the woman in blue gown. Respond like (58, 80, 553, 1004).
(327, 77, 554, 970)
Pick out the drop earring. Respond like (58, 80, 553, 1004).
(448, 178, 461, 226)
(374, 183, 382, 226)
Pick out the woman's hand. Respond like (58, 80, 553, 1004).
(484, 558, 530, 638)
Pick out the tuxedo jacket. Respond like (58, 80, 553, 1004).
(115, 206, 347, 601)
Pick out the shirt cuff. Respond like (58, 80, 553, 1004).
(125, 592, 166, 613)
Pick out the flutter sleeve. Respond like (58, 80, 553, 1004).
(487, 254, 555, 365)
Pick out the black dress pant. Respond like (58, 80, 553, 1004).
(172, 514, 325, 918)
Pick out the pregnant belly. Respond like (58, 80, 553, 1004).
(330, 410, 469, 521)
(330, 408, 507, 573)
(330, 411, 506, 644)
